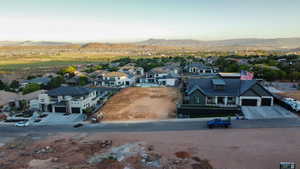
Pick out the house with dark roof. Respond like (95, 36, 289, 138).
(184, 78, 274, 107)
(38, 86, 99, 114)
(184, 63, 218, 75)
(21, 77, 51, 88)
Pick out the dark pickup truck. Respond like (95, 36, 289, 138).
(207, 118, 231, 129)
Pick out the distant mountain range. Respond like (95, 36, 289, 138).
(1, 38, 300, 50)
(135, 38, 300, 49)
(0, 41, 72, 46)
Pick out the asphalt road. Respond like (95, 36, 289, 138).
(1, 118, 300, 135)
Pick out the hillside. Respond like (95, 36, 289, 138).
(0, 41, 73, 46)
(136, 38, 300, 49)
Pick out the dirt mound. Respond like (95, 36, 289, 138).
(0, 134, 214, 169)
(175, 151, 191, 159)
(99, 87, 180, 121)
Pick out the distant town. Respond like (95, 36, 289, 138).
(1, 45, 300, 169)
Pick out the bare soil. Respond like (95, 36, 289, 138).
(99, 87, 181, 121)
(1, 128, 300, 169)
(278, 91, 300, 100)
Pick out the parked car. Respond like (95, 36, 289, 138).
(15, 121, 30, 127)
(34, 119, 42, 123)
(207, 118, 231, 129)
(73, 123, 83, 128)
(38, 114, 48, 118)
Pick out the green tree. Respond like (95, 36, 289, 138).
(0, 80, 7, 90)
(58, 66, 77, 75)
(22, 83, 40, 94)
(9, 80, 20, 89)
(78, 76, 89, 86)
(46, 76, 65, 89)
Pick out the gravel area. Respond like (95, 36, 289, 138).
(1, 128, 300, 169)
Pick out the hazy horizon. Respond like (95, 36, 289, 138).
(1, 0, 300, 42)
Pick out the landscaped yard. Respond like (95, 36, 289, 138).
(98, 87, 181, 121)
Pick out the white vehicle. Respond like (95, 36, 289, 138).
(15, 121, 30, 127)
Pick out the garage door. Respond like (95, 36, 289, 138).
(241, 99, 258, 106)
(72, 108, 81, 114)
(55, 107, 66, 113)
(261, 98, 272, 106)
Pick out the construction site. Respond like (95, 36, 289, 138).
(98, 87, 181, 121)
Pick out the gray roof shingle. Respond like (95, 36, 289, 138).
(47, 86, 95, 97)
(186, 78, 257, 96)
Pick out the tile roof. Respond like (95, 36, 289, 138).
(104, 72, 128, 78)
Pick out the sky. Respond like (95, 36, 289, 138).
(0, 0, 300, 42)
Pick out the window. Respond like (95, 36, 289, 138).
(217, 97, 225, 104)
(194, 96, 201, 104)
(227, 97, 236, 105)
(207, 96, 216, 104)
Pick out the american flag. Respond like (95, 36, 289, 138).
(240, 70, 254, 80)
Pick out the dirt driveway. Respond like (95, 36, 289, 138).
(98, 87, 181, 121)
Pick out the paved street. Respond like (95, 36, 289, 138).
(1, 118, 300, 136)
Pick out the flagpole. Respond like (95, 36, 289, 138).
(239, 71, 242, 106)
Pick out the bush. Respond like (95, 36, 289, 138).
(22, 83, 40, 94)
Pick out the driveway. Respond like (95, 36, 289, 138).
(242, 106, 298, 119)
(33, 113, 86, 125)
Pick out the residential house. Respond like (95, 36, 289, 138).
(118, 65, 144, 76)
(20, 77, 51, 88)
(184, 78, 274, 107)
(95, 71, 135, 88)
(139, 65, 179, 86)
(0, 91, 19, 110)
(38, 86, 99, 114)
(0, 90, 47, 111)
(226, 58, 249, 65)
(184, 63, 218, 74)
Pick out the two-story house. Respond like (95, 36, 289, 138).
(139, 65, 179, 86)
(38, 86, 99, 114)
(118, 65, 144, 76)
(96, 71, 135, 88)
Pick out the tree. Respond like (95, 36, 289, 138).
(78, 76, 89, 86)
(45, 76, 65, 89)
(9, 80, 20, 89)
(58, 66, 77, 76)
(0, 80, 7, 90)
(22, 83, 40, 94)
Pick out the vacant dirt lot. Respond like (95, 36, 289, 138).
(99, 87, 181, 121)
(1, 128, 300, 169)
(279, 91, 300, 100)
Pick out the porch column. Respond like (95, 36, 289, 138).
(52, 105, 55, 113)
(215, 97, 218, 104)
(224, 97, 228, 106)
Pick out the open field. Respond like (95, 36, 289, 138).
(0, 43, 192, 71)
(1, 128, 300, 169)
(99, 87, 181, 121)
